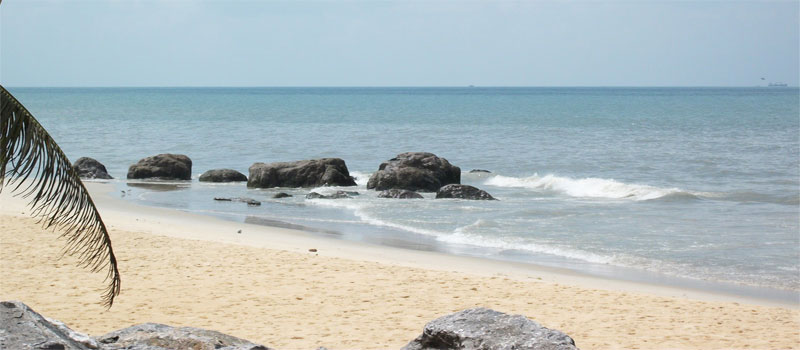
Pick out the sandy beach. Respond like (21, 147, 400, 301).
(1, 183, 798, 349)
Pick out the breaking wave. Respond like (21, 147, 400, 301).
(484, 173, 692, 201)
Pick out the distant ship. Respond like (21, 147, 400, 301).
(768, 82, 788, 87)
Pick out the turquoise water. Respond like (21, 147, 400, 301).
(9, 87, 800, 299)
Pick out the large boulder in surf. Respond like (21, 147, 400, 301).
(247, 158, 356, 188)
(96, 323, 273, 350)
(127, 154, 192, 180)
(435, 184, 496, 200)
(402, 308, 577, 350)
(73, 157, 113, 179)
(199, 169, 247, 182)
(367, 152, 460, 192)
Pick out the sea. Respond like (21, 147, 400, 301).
(8, 87, 800, 302)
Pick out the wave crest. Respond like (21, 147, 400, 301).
(485, 174, 687, 201)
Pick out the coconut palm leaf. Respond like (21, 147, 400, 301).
(0, 85, 120, 308)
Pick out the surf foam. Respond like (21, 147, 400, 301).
(485, 173, 686, 201)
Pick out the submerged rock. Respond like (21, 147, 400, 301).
(378, 189, 424, 199)
(435, 184, 496, 200)
(248, 158, 356, 188)
(469, 169, 491, 174)
(367, 152, 460, 192)
(0, 300, 99, 350)
(74, 157, 114, 179)
(402, 308, 577, 350)
(214, 197, 261, 206)
(96, 323, 273, 350)
(199, 169, 247, 182)
(272, 192, 292, 199)
(305, 191, 353, 199)
(127, 154, 192, 180)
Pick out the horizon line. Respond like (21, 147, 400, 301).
(4, 85, 797, 89)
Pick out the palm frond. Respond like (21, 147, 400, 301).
(0, 85, 120, 308)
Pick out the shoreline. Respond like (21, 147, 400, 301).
(1, 182, 799, 349)
(110, 181, 797, 307)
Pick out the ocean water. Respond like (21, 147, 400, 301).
(9, 87, 799, 299)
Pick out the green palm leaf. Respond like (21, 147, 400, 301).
(0, 85, 120, 308)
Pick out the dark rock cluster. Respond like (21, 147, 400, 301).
(109, 151, 496, 200)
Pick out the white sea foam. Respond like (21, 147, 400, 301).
(441, 224, 615, 264)
(485, 173, 686, 201)
(306, 198, 444, 237)
(349, 171, 372, 186)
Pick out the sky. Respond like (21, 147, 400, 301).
(1, 0, 798, 87)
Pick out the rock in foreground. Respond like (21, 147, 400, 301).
(402, 308, 578, 350)
(367, 152, 460, 192)
(0, 300, 99, 350)
(435, 184, 496, 200)
(199, 169, 247, 182)
(97, 323, 272, 350)
(378, 189, 424, 199)
(127, 154, 192, 180)
(74, 157, 113, 179)
(248, 158, 356, 188)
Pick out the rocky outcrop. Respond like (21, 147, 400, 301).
(214, 197, 261, 206)
(74, 157, 113, 179)
(2, 302, 577, 350)
(127, 154, 192, 180)
(378, 189, 424, 199)
(248, 158, 356, 188)
(402, 308, 577, 350)
(367, 152, 460, 192)
(0, 300, 99, 350)
(96, 323, 272, 350)
(435, 184, 496, 200)
(199, 169, 247, 182)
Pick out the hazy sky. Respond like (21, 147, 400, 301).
(1, 0, 798, 87)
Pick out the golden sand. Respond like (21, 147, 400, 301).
(1, 185, 798, 349)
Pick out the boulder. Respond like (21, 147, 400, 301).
(272, 192, 292, 199)
(248, 158, 356, 188)
(214, 197, 261, 206)
(0, 300, 99, 350)
(378, 189, 424, 199)
(402, 308, 577, 350)
(435, 184, 496, 200)
(96, 323, 272, 350)
(367, 152, 460, 192)
(127, 154, 192, 180)
(74, 157, 113, 180)
(199, 169, 247, 182)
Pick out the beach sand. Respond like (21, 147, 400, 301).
(1, 183, 798, 349)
